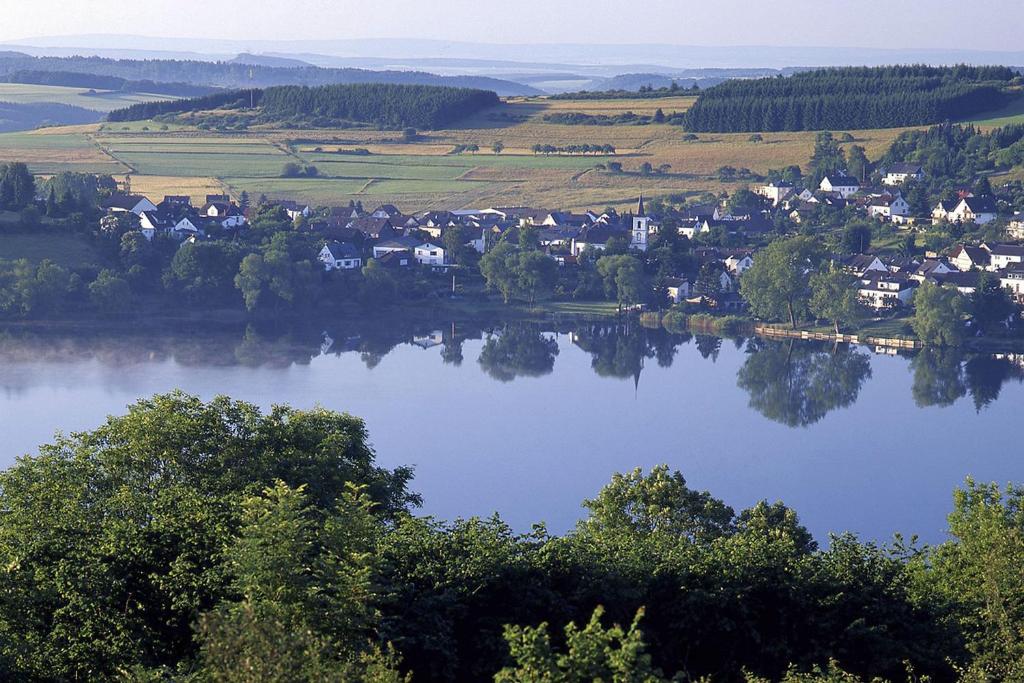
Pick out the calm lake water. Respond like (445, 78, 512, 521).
(0, 319, 1021, 545)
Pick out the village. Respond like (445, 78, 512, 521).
(98, 156, 1024, 324)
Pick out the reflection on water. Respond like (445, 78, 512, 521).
(0, 321, 1019, 424)
(1, 318, 1022, 543)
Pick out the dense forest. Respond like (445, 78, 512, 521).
(684, 65, 1019, 132)
(108, 83, 501, 129)
(0, 392, 1023, 681)
(3, 69, 218, 97)
(0, 51, 538, 96)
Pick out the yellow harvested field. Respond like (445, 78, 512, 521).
(116, 175, 227, 204)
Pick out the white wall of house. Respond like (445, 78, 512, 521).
(414, 243, 447, 266)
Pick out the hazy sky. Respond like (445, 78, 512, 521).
(1, 0, 1022, 50)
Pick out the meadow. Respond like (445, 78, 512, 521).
(1, 92, 1017, 210)
(0, 83, 175, 113)
(0, 229, 104, 269)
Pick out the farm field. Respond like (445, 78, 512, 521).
(0, 93, 952, 211)
(0, 83, 175, 113)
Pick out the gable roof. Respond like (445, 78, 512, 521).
(960, 195, 998, 214)
(885, 163, 924, 175)
(323, 241, 360, 260)
(103, 193, 150, 211)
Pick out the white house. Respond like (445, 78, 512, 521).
(868, 194, 911, 220)
(999, 265, 1024, 303)
(318, 241, 362, 271)
(819, 175, 860, 198)
(755, 181, 794, 206)
(103, 194, 158, 216)
(1009, 218, 1024, 240)
(948, 196, 998, 225)
(664, 277, 691, 303)
(883, 163, 924, 186)
(372, 236, 420, 259)
(169, 216, 203, 241)
(723, 252, 754, 275)
(279, 201, 312, 220)
(911, 259, 955, 282)
(857, 272, 917, 309)
(982, 243, 1024, 272)
(841, 254, 887, 277)
(950, 245, 990, 272)
(932, 199, 961, 222)
(414, 242, 448, 267)
(201, 201, 246, 228)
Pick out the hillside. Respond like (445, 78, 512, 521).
(0, 52, 541, 97)
(0, 101, 102, 132)
(684, 65, 1020, 132)
(107, 84, 502, 130)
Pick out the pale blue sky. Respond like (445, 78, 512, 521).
(1, 0, 1022, 50)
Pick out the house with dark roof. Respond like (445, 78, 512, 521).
(370, 204, 401, 219)
(103, 194, 157, 216)
(883, 163, 924, 186)
(949, 196, 998, 225)
(571, 224, 630, 256)
(840, 254, 887, 277)
(950, 244, 990, 272)
(318, 241, 362, 271)
(819, 174, 860, 198)
(348, 216, 397, 240)
(857, 271, 918, 309)
(372, 236, 420, 258)
(932, 199, 961, 222)
(982, 242, 1024, 271)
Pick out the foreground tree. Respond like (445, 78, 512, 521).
(0, 392, 416, 680)
(496, 607, 674, 682)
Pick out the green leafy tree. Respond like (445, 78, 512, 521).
(197, 481, 401, 681)
(596, 254, 645, 311)
(359, 258, 398, 307)
(492, 140, 505, 155)
(88, 269, 132, 315)
(911, 281, 966, 346)
(0, 393, 416, 680)
(516, 250, 558, 305)
(839, 222, 872, 253)
(496, 607, 674, 682)
(970, 271, 1015, 334)
(931, 480, 1024, 680)
(808, 131, 847, 187)
(480, 241, 521, 304)
(740, 236, 823, 328)
(809, 264, 862, 334)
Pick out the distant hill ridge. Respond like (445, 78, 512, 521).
(0, 52, 540, 97)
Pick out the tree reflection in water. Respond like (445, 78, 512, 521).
(736, 339, 873, 428)
(477, 324, 559, 382)
(0, 320, 1021, 416)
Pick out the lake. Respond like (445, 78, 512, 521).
(1, 318, 1021, 545)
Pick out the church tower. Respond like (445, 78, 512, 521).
(631, 192, 651, 251)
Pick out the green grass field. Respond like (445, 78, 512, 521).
(0, 231, 104, 269)
(0, 83, 174, 113)
(961, 93, 1024, 128)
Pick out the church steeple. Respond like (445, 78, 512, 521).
(636, 192, 646, 217)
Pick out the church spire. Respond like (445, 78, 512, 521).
(636, 192, 646, 217)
